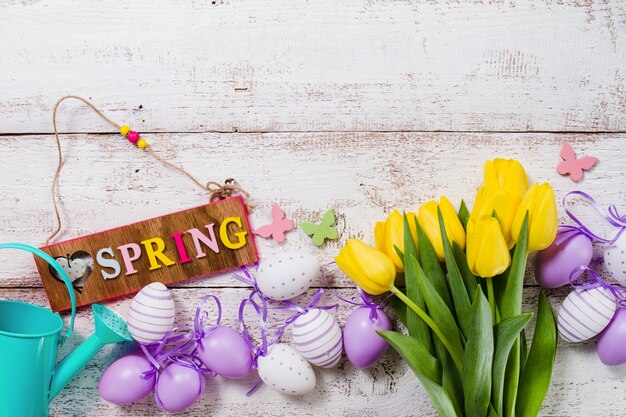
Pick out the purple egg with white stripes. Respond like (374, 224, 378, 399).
(557, 287, 616, 343)
(127, 282, 176, 344)
(292, 308, 342, 368)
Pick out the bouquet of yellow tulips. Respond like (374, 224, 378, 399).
(336, 159, 559, 417)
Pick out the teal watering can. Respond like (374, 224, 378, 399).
(0, 243, 133, 417)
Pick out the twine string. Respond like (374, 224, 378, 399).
(46, 95, 251, 245)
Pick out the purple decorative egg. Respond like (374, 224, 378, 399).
(99, 354, 156, 404)
(343, 307, 392, 368)
(597, 308, 626, 365)
(196, 325, 253, 378)
(155, 362, 205, 412)
(535, 232, 593, 288)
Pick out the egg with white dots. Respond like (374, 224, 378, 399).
(257, 344, 316, 396)
(292, 308, 343, 368)
(557, 287, 616, 343)
(604, 234, 626, 286)
(127, 282, 176, 344)
(255, 251, 320, 301)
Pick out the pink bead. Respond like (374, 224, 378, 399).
(127, 131, 140, 144)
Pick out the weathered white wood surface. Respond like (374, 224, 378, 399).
(0, 1, 625, 133)
(0, 133, 624, 417)
(1, 0, 626, 416)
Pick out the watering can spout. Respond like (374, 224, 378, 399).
(49, 303, 133, 400)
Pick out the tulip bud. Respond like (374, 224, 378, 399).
(374, 210, 417, 272)
(471, 186, 518, 249)
(466, 216, 511, 278)
(418, 196, 466, 261)
(335, 239, 396, 295)
(483, 158, 529, 202)
(511, 182, 558, 252)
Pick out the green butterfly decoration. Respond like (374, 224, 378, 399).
(300, 208, 338, 246)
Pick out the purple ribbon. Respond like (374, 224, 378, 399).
(569, 265, 626, 307)
(140, 326, 197, 379)
(562, 191, 626, 244)
(272, 288, 338, 341)
(233, 265, 268, 300)
(194, 294, 223, 340)
(238, 292, 273, 396)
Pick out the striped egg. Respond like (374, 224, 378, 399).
(292, 308, 342, 368)
(127, 282, 176, 344)
(557, 287, 616, 343)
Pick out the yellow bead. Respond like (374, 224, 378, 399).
(137, 139, 148, 150)
(119, 125, 131, 137)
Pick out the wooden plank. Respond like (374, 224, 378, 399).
(0, 287, 622, 417)
(0, 132, 623, 288)
(0, 0, 625, 133)
(36, 197, 257, 311)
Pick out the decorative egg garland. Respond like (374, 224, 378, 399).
(99, 250, 392, 412)
(535, 191, 626, 365)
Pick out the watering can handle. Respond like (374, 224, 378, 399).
(0, 243, 76, 343)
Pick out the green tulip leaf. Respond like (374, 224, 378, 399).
(515, 292, 557, 417)
(501, 213, 528, 417)
(492, 313, 533, 416)
(452, 241, 478, 302)
(462, 287, 493, 417)
(401, 215, 434, 354)
(438, 208, 472, 339)
(379, 331, 459, 417)
(503, 339, 521, 417)
(488, 403, 501, 417)
(434, 337, 464, 416)
(408, 255, 464, 371)
(415, 217, 453, 310)
(501, 213, 528, 319)
(458, 199, 470, 229)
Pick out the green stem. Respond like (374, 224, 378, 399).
(486, 277, 498, 324)
(390, 285, 463, 372)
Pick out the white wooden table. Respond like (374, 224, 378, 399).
(1, 1, 625, 416)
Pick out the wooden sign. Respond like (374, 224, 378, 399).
(35, 196, 258, 311)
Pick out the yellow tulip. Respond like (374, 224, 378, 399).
(374, 210, 417, 272)
(483, 158, 529, 202)
(511, 182, 558, 252)
(418, 196, 466, 261)
(466, 216, 511, 278)
(335, 239, 396, 295)
(471, 186, 518, 249)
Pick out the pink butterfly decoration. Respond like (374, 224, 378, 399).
(254, 203, 294, 243)
(556, 142, 598, 182)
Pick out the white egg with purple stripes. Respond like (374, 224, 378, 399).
(292, 308, 342, 368)
(127, 282, 176, 344)
(557, 287, 617, 343)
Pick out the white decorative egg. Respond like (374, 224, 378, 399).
(127, 282, 176, 344)
(604, 234, 626, 286)
(557, 287, 616, 342)
(256, 251, 320, 301)
(292, 308, 342, 368)
(257, 344, 316, 395)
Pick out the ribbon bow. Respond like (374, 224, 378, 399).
(563, 191, 626, 244)
(569, 265, 626, 308)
